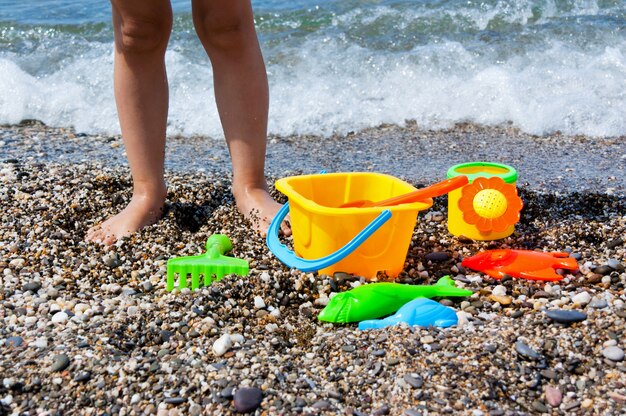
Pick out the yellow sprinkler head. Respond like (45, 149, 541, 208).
(473, 189, 508, 219)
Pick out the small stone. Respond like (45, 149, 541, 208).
(220, 386, 234, 399)
(373, 405, 390, 415)
(108, 284, 122, 294)
(532, 401, 549, 413)
(420, 336, 435, 344)
(371, 349, 386, 357)
(102, 252, 122, 268)
(545, 386, 562, 407)
(23, 282, 41, 292)
(489, 295, 512, 305)
(563, 401, 581, 411)
(593, 265, 613, 275)
(164, 397, 186, 405)
(311, 400, 330, 410)
(545, 309, 587, 324)
(588, 298, 608, 309)
(425, 252, 450, 262)
(515, 341, 541, 360)
(403, 374, 423, 388)
(6, 336, 23, 347)
(50, 354, 70, 372)
(254, 296, 266, 309)
(51, 311, 69, 324)
(540, 369, 558, 380)
(608, 391, 626, 403)
(491, 285, 507, 296)
(571, 292, 591, 305)
(386, 358, 401, 366)
(602, 346, 624, 362)
(607, 259, 622, 269)
(73, 372, 91, 382)
(233, 387, 263, 413)
(212, 334, 232, 356)
(532, 290, 550, 298)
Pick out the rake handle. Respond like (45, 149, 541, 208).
(206, 234, 233, 258)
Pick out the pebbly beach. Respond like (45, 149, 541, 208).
(0, 121, 625, 415)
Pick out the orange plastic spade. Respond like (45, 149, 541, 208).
(340, 175, 469, 208)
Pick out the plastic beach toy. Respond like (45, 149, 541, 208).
(447, 162, 522, 240)
(166, 234, 249, 291)
(339, 176, 468, 208)
(458, 177, 523, 233)
(267, 172, 432, 278)
(317, 275, 472, 323)
(358, 298, 458, 330)
(461, 249, 579, 281)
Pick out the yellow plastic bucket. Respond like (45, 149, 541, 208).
(447, 162, 518, 240)
(271, 172, 432, 278)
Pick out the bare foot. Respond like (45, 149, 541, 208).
(85, 193, 166, 245)
(234, 186, 291, 237)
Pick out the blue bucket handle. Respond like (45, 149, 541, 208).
(266, 202, 392, 272)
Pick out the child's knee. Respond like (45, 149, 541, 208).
(115, 16, 172, 55)
(194, 14, 250, 53)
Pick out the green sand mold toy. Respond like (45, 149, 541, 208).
(318, 275, 472, 323)
(166, 234, 249, 291)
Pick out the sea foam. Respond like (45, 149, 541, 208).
(0, 0, 624, 138)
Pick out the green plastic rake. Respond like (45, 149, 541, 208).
(166, 234, 249, 291)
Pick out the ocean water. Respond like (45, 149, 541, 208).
(0, 0, 624, 138)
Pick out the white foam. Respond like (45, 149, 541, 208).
(1, 1, 625, 138)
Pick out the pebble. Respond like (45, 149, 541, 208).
(50, 354, 70, 372)
(73, 372, 91, 382)
(545, 309, 587, 324)
(545, 386, 562, 407)
(420, 336, 434, 344)
(571, 291, 591, 305)
(606, 238, 624, 249)
(602, 346, 625, 362)
(489, 295, 512, 305)
(164, 397, 186, 405)
(51, 311, 69, 324)
(212, 334, 232, 356)
(515, 341, 541, 360)
(593, 265, 613, 275)
(588, 298, 608, 309)
(22, 282, 41, 292)
(403, 374, 424, 389)
(6, 336, 23, 347)
(373, 405, 391, 415)
(425, 252, 450, 262)
(491, 285, 507, 296)
(254, 296, 266, 309)
(532, 401, 549, 413)
(233, 387, 263, 413)
(311, 400, 331, 410)
(102, 252, 122, 268)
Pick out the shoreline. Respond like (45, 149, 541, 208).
(1, 121, 625, 196)
(0, 122, 625, 415)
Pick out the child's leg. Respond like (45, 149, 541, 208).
(86, 0, 173, 245)
(192, 0, 290, 235)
